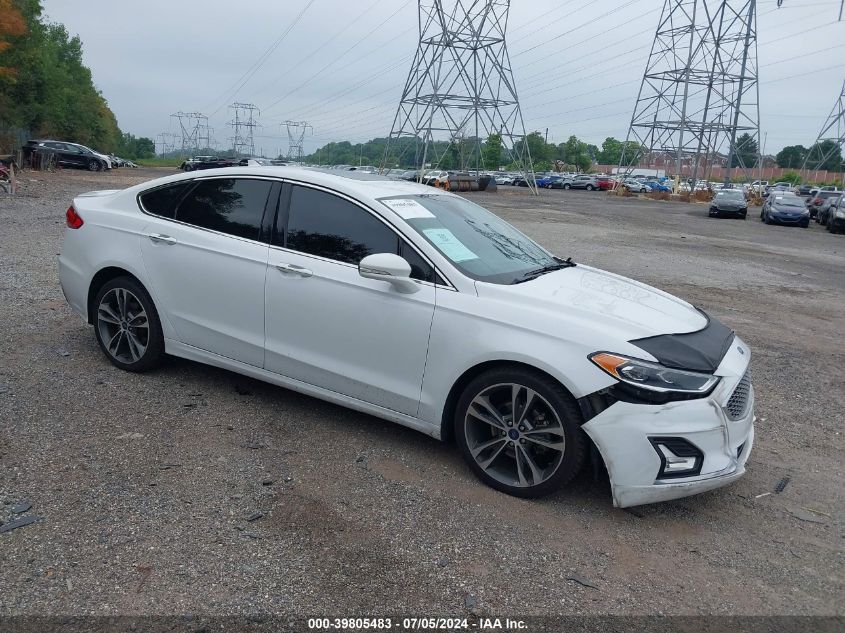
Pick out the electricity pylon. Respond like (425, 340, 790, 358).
(802, 81, 845, 174)
(170, 112, 212, 156)
(283, 120, 312, 163)
(619, 0, 761, 187)
(384, 0, 536, 192)
(228, 103, 260, 157)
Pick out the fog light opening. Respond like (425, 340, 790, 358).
(650, 437, 704, 479)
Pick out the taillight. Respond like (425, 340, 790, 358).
(66, 205, 84, 229)
(813, 198, 822, 205)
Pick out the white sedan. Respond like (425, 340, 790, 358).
(59, 167, 754, 507)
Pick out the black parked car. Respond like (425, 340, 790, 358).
(23, 139, 109, 171)
(796, 184, 815, 196)
(817, 193, 843, 226)
(807, 190, 840, 218)
(761, 193, 810, 227)
(709, 189, 748, 219)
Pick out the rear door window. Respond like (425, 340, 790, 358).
(139, 182, 193, 219)
(175, 178, 273, 241)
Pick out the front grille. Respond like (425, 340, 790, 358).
(725, 371, 751, 420)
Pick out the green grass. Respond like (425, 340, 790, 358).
(135, 157, 183, 168)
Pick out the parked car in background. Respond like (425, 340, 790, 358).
(538, 175, 565, 189)
(623, 179, 650, 193)
(709, 189, 748, 219)
(58, 166, 754, 507)
(23, 139, 110, 171)
(422, 170, 455, 187)
(807, 190, 841, 218)
(494, 174, 514, 185)
(596, 176, 616, 191)
(816, 193, 843, 225)
(796, 184, 815, 196)
(562, 175, 598, 190)
(764, 182, 795, 197)
(761, 193, 810, 227)
(180, 156, 238, 171)
(825, 196, 845, 233)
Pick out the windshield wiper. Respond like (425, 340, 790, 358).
(512, 257, 576, 284)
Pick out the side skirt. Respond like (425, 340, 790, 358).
(164, 339, 442, 440)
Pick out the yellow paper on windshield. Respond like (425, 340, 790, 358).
(422, 228, 478, 262)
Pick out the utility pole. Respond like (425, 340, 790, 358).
(384, 0, 537, 192)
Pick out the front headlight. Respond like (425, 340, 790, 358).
(835, 210, 845, 219)
(802, 210, 810, 216)
(589, 352, 719, 394)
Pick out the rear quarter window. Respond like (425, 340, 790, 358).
(139, 182, 193, 219)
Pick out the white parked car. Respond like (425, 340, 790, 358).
(59, 168, 754, 507)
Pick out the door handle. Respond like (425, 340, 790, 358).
(275, 263, 312, 278)
(147, 233, 177, 245)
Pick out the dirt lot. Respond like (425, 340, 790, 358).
(0, 168, 842, 619)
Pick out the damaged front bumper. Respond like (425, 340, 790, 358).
(583, 338, 754, 508)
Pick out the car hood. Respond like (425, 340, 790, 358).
(714, 199, 745, 207)
(475, 264, 707, 343)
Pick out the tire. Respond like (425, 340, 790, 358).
(586, 185, 594, 191)
(87, 159, 100, 171)
(454, 367, 587, 498)
(563, 183, 571, 190)
(93, 276, 164, 372)
(764, 214, 772, 224)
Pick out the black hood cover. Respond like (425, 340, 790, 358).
(629, 310, 735, 373)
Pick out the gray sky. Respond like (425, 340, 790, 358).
(42, 0, 845, 156)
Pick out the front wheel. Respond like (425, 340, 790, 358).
(88, 159, 100, 171)
(94, 277, 165, 372)
(586, 185, 594, 191)
(454, 368, 586, 498)
(563, 183, 571, 190)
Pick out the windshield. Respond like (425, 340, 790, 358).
(379, 194, 559, 285)
(716, 191, 745, 200)
(773, 196, 804, 207)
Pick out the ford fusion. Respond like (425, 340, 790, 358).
(58, 168, 754, 507)
(709, 189, 748, 219)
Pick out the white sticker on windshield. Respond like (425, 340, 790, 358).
(422, 228, 478, 262)
(381, 198, 436, 219)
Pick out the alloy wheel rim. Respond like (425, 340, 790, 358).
(464, 383, 566, 488)
(97, 288, 149, 363)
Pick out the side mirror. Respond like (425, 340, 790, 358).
(358, 253, 419, 294)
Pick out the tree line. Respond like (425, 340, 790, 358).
(0, 0, 154, 159)
(302, 132, 645, 171)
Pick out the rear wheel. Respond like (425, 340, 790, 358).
(563, 183, 571, 190)
(454, 368, 586, 498)
(586, 185, 594, 191)
(93, 277, 164, 372)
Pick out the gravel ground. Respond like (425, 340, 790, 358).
(0, 169, 842, 618)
